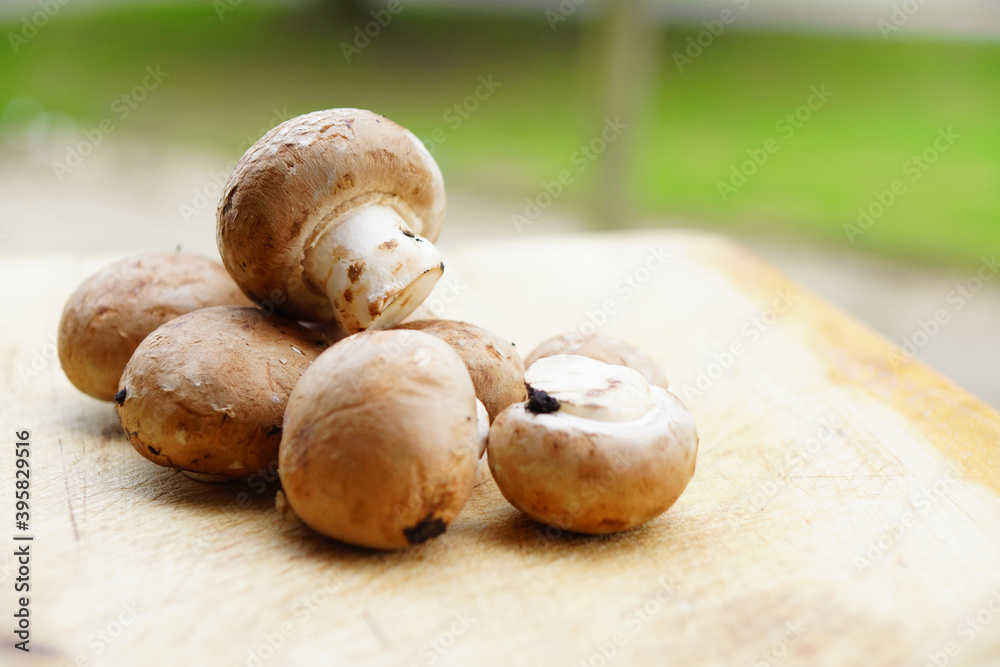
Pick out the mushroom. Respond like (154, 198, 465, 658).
(58, 252, 251, 401)
(116, 306, 325, 479)
(278, 330, 480, 549)
(396, 319, 526, 421)
(525, 332, 668, 388)
(488, 354, 697, 534)
(217, 108, 446, 334)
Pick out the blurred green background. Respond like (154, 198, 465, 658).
(1, 0, 998, 265)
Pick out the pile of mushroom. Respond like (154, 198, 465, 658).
(57, 107, 699, 551)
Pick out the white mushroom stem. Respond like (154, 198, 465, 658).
(182, 471, 232, 484)
(475, 399, 490, 485)
(523, 355, 656, 423)
(475, 399, 489, 458)
(304, 204, 443, 333)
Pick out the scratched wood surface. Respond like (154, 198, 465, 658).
(3, 231, 1000, 667)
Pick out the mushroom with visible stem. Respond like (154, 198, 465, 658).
(116, 306, 325, 480)
(396, 319, 526, 422)
(488, 354, 697, 534)
(58, 252, 251, 401)
(278, 330, 480, 549)
(217, 108, 446, 334)
(525, 332, 668, 388)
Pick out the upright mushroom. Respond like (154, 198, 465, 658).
(58, 252, 251, 401)
(279, 330, 480, 549)
(396, 319, 526, 421)
(217, 108, 446, 334)
(117, 306, 325, 479)
(525, 332, 668, 388)
(488, 354, 698, 534)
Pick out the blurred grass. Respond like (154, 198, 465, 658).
(1, 2, 997, 265)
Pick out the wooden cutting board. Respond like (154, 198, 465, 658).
(3, 231, 999, 667)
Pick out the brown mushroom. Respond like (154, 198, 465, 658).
(116, 306, 324, 479)
(58, 252, 251, 401)
(488, 355, 697, 534)
(525, 332, 667, 388)
(217, 109, 446, 334)
(279, 329, 479, 549)
(396, 319, 526, 421)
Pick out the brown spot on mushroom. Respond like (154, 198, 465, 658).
(401, 230, 415, 239)
(335, 172, 355, 191)
(147, 445, 161, 456)
(404, 514, 447, 544)
(114, 388, 127, 406)
(368, 302, 381, 318)
(485, 344, 503, 361)
(343, 288, 353, 303)
(378, 239, 399, 251)
(366, 148, 395, 164)
(347, 262, 364, 283)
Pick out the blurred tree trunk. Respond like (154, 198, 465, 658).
(591, 0, 656, 229)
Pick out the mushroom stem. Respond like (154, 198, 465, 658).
(524, 355, 658, 423)
(304, 204, 443, 333)
(182, 471, 233, 484)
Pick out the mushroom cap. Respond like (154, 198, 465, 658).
(525, 333, 668, 388)
(397, 319, 526, 422)
(58, 252, 251, 401)
(117, 306, 325, 478)
(279, 329, 479, 550)
(488, 356, 697, 534)
(217, 109, 446, 322)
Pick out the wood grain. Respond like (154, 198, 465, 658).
(3, 232, 999, 667)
